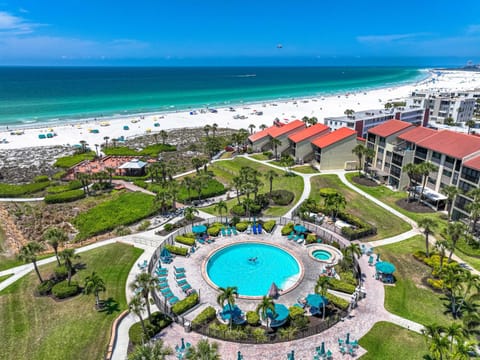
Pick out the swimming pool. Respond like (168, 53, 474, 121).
(205, 242, 302, 297)
(312, 249, 333, 261)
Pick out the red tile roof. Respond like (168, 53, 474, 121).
(397, 126, 437, 143)
(416, 130, 480, 159)
(288, 123, 330, 143)
(312, 127, 357, 149)
(268, 119, 305, 138)
(463, 155, 480, 171)
(368, 120, 414, 137)
(248, 128, 271, 142)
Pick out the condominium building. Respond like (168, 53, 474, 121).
(324, 108, 427, 138)
(287, 123, 330, 162)
(312, 127, 358, 170)
(248, 120, 305, 153)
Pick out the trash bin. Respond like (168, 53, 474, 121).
(184, 321, 191, 333)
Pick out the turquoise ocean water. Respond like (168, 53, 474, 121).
(0, 66, 426, 127)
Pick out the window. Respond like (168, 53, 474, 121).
(378, 147, 384, 154)
(428, 177, 436, 185)
(367, 133, 376, 143)
(454, 195, 471, 211)
(443, 169, 452, 178)
(431, 151, 441, 164)
(458, 180, 473, 193)
(392, 153, 403, 166)
(390, 165, 401, 178)
(461, 166, 480, 184)
(415, 146, 428, 160)
(379, 137, 386, 147)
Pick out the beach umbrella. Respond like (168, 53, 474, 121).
(375, 261, 396, 274)
(237, 351, 243, 360)
(326, 350, 332, 358)
(268, 282, 280, 298)
(181, 338, 185, 350)
(346, 333, 350, 344)
(320, 342, 325, 355)
(305, 293, 328, 308)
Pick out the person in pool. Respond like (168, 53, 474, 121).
(248, 257, 258, 263)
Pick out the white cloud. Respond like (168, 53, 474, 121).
(0, 11, 39, 35)
(467, 24, 480, 35)
(357, 33, 427, 44)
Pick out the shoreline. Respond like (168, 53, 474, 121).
(1, 69, 480, 151)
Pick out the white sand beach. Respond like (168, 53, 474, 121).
(1, 70, 480, 150)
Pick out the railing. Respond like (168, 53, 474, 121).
(148, 216, 356, 341)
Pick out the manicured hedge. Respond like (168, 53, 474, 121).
(133, 180, 148, 189)
(73, 192, 160, 241)
(0, 181, 51, 198)
(326, 293, 349, 311)
(172, 293, 199, 315)
(262, 220, 276, 233)
(207, 226, 221, 237)
(165, 244, 188, 256)
(270, 190, 294, 205)
(44, 189, 85, 204)
(47, 180, 83, 194)
(175, 235, 196, 246)
(54, 151, 96, 168)
(306, 233, 317, 244)
(246, 311, 260, 326)
(231, 204, 246, 216)
(52, 281, 80, 299)
(328, 278, 356, 294)
(235, 222, 248, 232)
(192, 306, 216, 326)
(129, 312, 172, 345)
(37, 280, 54, 295)
(34, 175, 50, 183)
(281, 222, 294, 236)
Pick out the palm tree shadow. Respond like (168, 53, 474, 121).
(99, 297, 120, 314)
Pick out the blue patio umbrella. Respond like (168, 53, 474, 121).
(160, 248, 171, 257)
(306, 293, 328, 308)
(267, 304, 289, 327)
(294, 224, 306, 233)
(222, 304, 242, 321)
(375, 261, 396, 274)
(192, 225, 207, 234)
(288, 350, 295, 360)
(346, 332, 350, 344)
(320, 342, 325, 355)
(237, 351, 243, 360)
(181, 338, 185, 350)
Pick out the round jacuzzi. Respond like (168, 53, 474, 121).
(308, 244, 343, 265)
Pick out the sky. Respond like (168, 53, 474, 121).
(0, 0, 480, 66)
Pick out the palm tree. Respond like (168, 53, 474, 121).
(128, 340, 172, 360)
(344, 109, 355, 118)
(191, 157, 203, 174)
(42, 227, 68, 266)
(248, 124, 256, 134)
(160, 130, 168, 144)
(444, 221, 466, 262)
(435, 240, 448, 273)
(182, 177, 195, 204)
(422, 323, 448, 360)
(418, 162, 438, 202)
(256, 295, 275, 328)
(186, 339, 220, 360)
(203, 124, 211, 137)
(301, 116, 309, 124)
(466, 200, 480, 233)
(351, 144, 365, 176)
(18, 242, 44, 283)
(259, 124, 267, 131)
(314, 276, 330, 319)
(418, 218, 437, 257)
(211, 123, 218, 137)
(167, 180, 180, 210)
(130, 272, 157, 319)
(344, 243, 362, 265)
(363, 147, 375, 175)
(184, 206, 199, 226)
(60, 248, 79, 286)
(216, 286, 238, 328)
(105, 167, 116, 186)
(264, 169, 279, 199)
(466, 119, 476, 134)
(129, 295, 148, 338)
(103, 136, 110, 148)
(111, 138, 117, 148)
(445, 323, 466, 353)
(307, 117, 318, 126)
(94, 143, 100, 157)
(441, 266, 464, 318)
(232, 176, 243, 205)
(270, 138, 282, 160)
(214, 200, 228, 224)
(441, 186, 460, 221)
(323, 192, 346, 220)
(79, 140, 88, 153)
(84, 271, 106, 308)
(403, 163, 421, 201)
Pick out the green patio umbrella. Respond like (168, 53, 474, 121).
(375, 261, 396, 274)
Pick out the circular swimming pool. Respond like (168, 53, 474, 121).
(312, 249, 333, 261)
(205, 242, 302, 297)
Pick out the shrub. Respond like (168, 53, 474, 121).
(427, 278, 443, 290)
(279, 326, 298, 340)
(235, 222, 248, 232)
(281, 222, 294, 236)
(288, 306, 305, 319)
(54, 151, 96, 168)
(251, 327, 267, 342)
(246, 311, 260, 326)
(115, 226, 132, 236)
(231, 204, 246, 216)
(326, 293, 349, 310)
(68, 180, 83, 190)
(129, 312, 172, 345)
(37, 280, 54, 295)
(51, 281, 80, 299)
(133, 180, 148, 189)
(262, 151, 273, 158)
(208, 322, 248, 341)
(137, 220, 151, 231)
(192, 306, 216, 326)
(44, 189, 85, 204)
(177, 178, 226, 202)
(163, 223, 174, 232)
(306, 233, 317, 244)
(53, 265, 68, 281)
(207, 226, 221, 237)
(175, 235, 196, 246)
(0, 181, 51, 198)
(73, 192, 160, 241)
(337, 270, 357, 287)
(413, 250, 427, 262)
(172, 293, 199, 315)
(34, 175, 50, 183)
(165, 244, 188, 256)
(262, 220, 276, 233)
(52, 170, 67, 180)
(270, 190, 294, 205)
(328, 278, 356, 294)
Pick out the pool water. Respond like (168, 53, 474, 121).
(312, 249, 333, 261)
(206, 243, 301, 297)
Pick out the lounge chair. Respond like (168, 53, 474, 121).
(155, 269, 168, 276)
(287, 231, 295, 240)
(296, 234, 305, 244)
(174, 265, 185, 273)
(246, 226, 251, 234)
(163, 292, 174, 300)
(197, 238, 205, 245)
(181, 284, 192, 292)
(175, 272, 186, 280)
(158, 282, 169, 290)
(168, 296, 179, 305)
(160, 256, 172, 264)
(207, 237, 215, 244)
(252, 225, 257, 235)
(227, 228, 232, 236)
(221, 228, 227, 237)
(257, 224, 262, 233)
(176, 279, 188, 286)
(232, 227, 238, 235)
(157, 276, 167, 282)
(160, 287, 172, 295)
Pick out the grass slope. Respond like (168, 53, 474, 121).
(377, 235, 453, 326)
(204, 158, 304, 216)
(359, 322, 427, 360)
(310, 175, 411, 240)
(0, 243, 143, 360)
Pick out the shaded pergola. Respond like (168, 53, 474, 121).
(118, 159, 147, 176)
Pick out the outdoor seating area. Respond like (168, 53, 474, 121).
(137, 259, 148, 271)
(312, 342, 332, 360)
(267, 303, 290, 328)
(218, 304, 246, 325)
(155, 264, 180, 306)
(287, 231, 305, 244)
(375, 261, 396, 284)
(174, 337, 191, 359)
(337, 332, 359, 356)
(160, 248, 173, 264)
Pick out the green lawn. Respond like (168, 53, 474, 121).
(292, 165, 319, 174)
(359, 322, 427, 359)
(0, 274, 12, 283)
(204, 157, 304, 216)
(310, 175, 411, 240)
(249, 154, 270, 161)
(0, 243, 143, 360)
(53, 151, 96, 168)
(377, 235, 453, 326)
